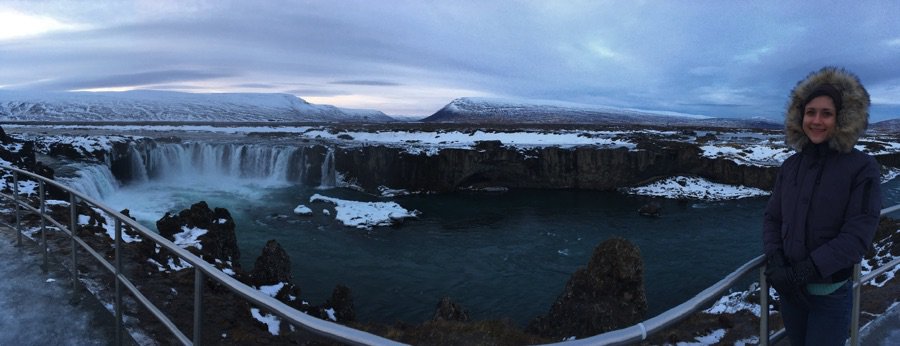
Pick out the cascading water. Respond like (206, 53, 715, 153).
(319, 147, 336, 188)
(133, 142, 316, 185)
(56, 163, 120, 200)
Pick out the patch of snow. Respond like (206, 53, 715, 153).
(675, 329, 726, 345)
(167, 257, 192, 271)
(172, 226, 208, 250)
(258, 282, 286, 298)
(250, 308, 280, 336)
(700, 144, 791, 166)
(293, 205, 313, 215)
(620, 176, 769, 200)
(310, 194, 420, 230)
(325, 308, 337, 321)
(704, 283, 762, 317)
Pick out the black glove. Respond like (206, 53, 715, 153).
(765, 252, 811, 308)
(790, 257, 818, 285)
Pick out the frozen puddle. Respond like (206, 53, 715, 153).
(0, 229, 117, 345)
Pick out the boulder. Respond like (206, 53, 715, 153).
(249, 239, 292, 286)
(325, 284, 355, 322)
(527, 237, 647, 338)
(433, 297, 470, 322)
(155, 201, 241, 269)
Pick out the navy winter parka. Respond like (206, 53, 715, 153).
(763, 143, 881, 282)
(763, 67, 882, 283)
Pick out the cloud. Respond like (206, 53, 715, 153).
(12, 69, 232, 91)
(0, 1, 898, 119)
(330, 80, 401, 86)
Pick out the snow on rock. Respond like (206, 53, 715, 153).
(704, 283, 762, 317)
(325, 308, 337, 321)
(258, 282, 286, 297)
(309, 194, 420, 230)
(699, 144, 791, 167)
(620, 176, 769, 200)
(292, 205, 313, 215)
(675, 329, 727, 346)
(250, 308, 280, 336)
(173, 226, 208, 250)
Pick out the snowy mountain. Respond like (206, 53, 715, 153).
(0, 90, 395, 123)
(871, 118, 900, 133)
(424, 97, 780, 129)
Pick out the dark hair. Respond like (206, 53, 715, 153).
(801, 84, 842, 113)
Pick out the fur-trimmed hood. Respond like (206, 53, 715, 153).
(785, 67, 870, 152)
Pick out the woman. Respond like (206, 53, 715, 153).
(763, 66, 882, 345)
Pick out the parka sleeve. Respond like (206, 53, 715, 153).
(810, 155, 882, 278)
(762, 165, 785, 257)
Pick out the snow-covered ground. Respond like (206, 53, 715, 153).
(0, 224, 115, 345)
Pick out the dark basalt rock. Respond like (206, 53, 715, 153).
(324, 284, 355, 322)
(155, 201, 241, 269)
(433, 297, 470, 322)
(638, 201, 662, 217)
(249, 239, 292, 287)
(527, 237, 647, 339)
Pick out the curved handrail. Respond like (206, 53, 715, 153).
(0, 165, 406, 346)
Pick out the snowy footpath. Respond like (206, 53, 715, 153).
(0, 227, 118, 345)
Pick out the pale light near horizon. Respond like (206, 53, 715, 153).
(0, 9, 81, 41)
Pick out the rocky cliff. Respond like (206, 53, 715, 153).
(333, 138, 778, 193)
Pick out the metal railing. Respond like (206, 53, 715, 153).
(1, 163, 898, 346)
(0, 165, 406, 346)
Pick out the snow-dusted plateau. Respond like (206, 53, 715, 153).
(1, 90, 899, 345)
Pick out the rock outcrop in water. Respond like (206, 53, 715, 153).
(527, 237, 647, 338)
(156, 201, 241, 269)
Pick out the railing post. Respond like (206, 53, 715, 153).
(70, 194, 78, 291)
(195, 268, 204, 345)
(40, 179, 48, 273)
(849, 263, 861, 346)
(115, 218, 123, 346)
(13, 171, 21, 247)
(759, 267, 769, 346)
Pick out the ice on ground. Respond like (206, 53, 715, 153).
(620, 176, 770, 200)
(310, 194, 420, 230)
(0, 230, 115, 345)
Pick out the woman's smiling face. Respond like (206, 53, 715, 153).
(803, 95, 837, 144)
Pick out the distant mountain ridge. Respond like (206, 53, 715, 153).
(0, 90, 394, 122)
(424, 97, 781, 129)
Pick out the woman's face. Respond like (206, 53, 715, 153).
(803, 95, 837, 144)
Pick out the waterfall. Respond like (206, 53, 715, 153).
(57, 163, 120, 200)
(126, 142, 311, 186)
(128, 144, 149, 183)
(319, 147, 336, 188)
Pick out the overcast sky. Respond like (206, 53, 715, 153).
(1, 1, 899, 121)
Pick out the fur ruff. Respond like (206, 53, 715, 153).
(785, 67, 870, 152)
